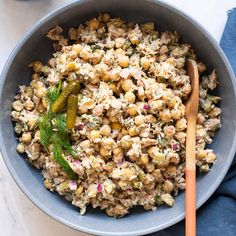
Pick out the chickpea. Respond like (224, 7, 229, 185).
(158, 54, 167, 62)
(134, 115, 145, 126)
(31, 61, 43, 73)
(171, 108, 182, 120)
(100, 124, 111, 136)
(197, 62, 206, 73)
(12, 100, 24, 112)
(147, 146, 158, 158)
(25, 87, 34, 98)
(124, 91, 135, 103)
(80, 140, 91, 149)
(149, 100, 165, 112)
(160, 45, 168, 54)
(121, 127, 128, 135)
(21, 132, 32, 143)
(102, 117, 111, 125)
(206, 152, 216, 163)
(113, 147, 123, 156)
(130, 36, 141, 45)
(100, 148, 110, 157)
(146, 115, 157, 123)
(31, 73, 40, 80)
(197, 149, 207, 160)
(159, 109, 171, 122)
(24, 99, 34, 111)
(175, 132, 186, 144)
(102, 13, 111, 23)
(118, 55, 129, 68)
(163, 125, 176, 138)
(128, 127, 138, 136)
(109, 83, 119, 94)
(103, 138, 114, 149)
(88, 18, 100, 29)
(72, 44, 83, 55)
(109, 115, 119, 123)
(140, 57, 151, 70)
(121, 79, 133, 92)
(79, 107, 88, 114)
(34, 87, 46, 98)
(111, 122, 122, 130)
(166, 165, 177, 177)
(141, 22, 155, 32)
(163, 180, 174, 193)
(44, 179, 53, 190)
(16, 143, 25, 153)
(175, 118, 187, 131)
(105, 161, 115, 173)
(122, 140, 132, 149)
(89, 130, 101, 140)
(79, 47, 91, 61)
(140, 154, 149, 165)
(127, 106, 138, 116)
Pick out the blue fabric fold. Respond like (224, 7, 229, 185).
(151, 9, 236, 236)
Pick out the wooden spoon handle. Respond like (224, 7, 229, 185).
(186, 115, 196, 236)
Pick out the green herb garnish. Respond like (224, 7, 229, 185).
(38, 83, 77, 179)
(53, 144, 77, 179)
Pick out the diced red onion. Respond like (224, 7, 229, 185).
(172, 143, 179, 151)
(97, 183, 103, 193)
(73, 160, 81, 167)
(77, 123, 85, 129)
(143, 104, 150, 110)
(69, 180, 77, 191)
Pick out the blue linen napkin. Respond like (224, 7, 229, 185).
(151, 8, 236, 236)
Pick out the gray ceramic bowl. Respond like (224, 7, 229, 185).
(0, 0, 236, 235)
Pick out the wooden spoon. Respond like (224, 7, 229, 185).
(185, 59, 199, 236)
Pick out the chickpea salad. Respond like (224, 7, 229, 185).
(11, 14, 221, 217)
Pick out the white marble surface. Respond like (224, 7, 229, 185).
(0, 0, 236, 235)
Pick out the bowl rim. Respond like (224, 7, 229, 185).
(1, 0, 236, 235)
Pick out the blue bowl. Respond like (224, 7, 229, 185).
(0, 0, 236, 235)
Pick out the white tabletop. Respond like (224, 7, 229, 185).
(0, 1, 235, 236)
